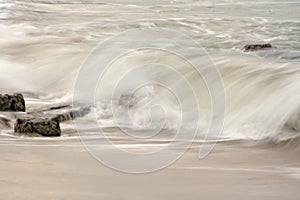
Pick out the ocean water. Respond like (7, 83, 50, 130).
(0, 0, 300, 143)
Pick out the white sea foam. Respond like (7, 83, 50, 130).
(0, 0, 299, 142)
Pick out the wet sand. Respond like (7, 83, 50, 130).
(1, 136, 300, 200)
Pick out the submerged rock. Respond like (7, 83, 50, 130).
(14, 118, 61, 137)
(118, 94, 144, 108)
(0, 115, 11, 129)
(49, 104, 70, 110)
(0, 93, 25, 112)
(243, 43, 272, 51)
(52, 107, 91, 122)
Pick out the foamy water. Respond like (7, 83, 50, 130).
(0, 0, 300, 143)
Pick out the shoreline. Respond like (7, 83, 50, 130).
(1, 137, 299, 200)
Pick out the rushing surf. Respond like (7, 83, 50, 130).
(0, 0, 300, 143)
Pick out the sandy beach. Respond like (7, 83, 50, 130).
(1, 135, 299, 200)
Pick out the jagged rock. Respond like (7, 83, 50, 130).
(0, 93, 25, 112)
(14, 106, 90, 137)
(14, 118, 61, 137)
(243, 43, 272, 51)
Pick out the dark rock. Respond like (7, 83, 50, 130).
(14, 106, 90, 137)
(243, 43, 272, 51)
(14, 117, 61, 137)
(0, 93, 25, 112)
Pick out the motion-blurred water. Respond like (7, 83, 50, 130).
(0, 0, 300, 142)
